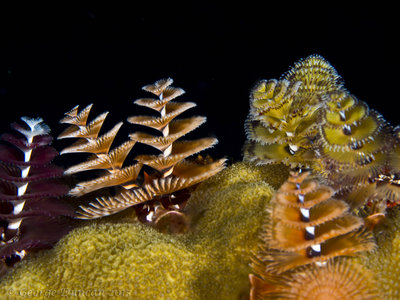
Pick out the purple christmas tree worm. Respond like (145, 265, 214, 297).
(0, 117, 74, 275)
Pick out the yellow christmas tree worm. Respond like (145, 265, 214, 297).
(314, 89, 396, 209)
(0, 162, 287, 300)
(244, 55, 343, 168)
(244, 54, 400, 210)
(244, 55, 400, 299)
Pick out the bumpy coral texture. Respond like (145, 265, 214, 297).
(361, 207, 400, 299)
(0, 162, 288, 299)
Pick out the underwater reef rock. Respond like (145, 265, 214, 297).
(0, 162, 288, 299)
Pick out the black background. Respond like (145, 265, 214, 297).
(1, 3, 399, 164)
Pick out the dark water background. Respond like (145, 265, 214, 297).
(1, 3, 398, 164)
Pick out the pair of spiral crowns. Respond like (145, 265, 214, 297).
(0, 78, 224, 271)
(58, 78, 225, 220)
(244, 55, 400, 209)
(246, 55, 389, 299)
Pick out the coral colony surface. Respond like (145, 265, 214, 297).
(1, 56, 400, 299)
